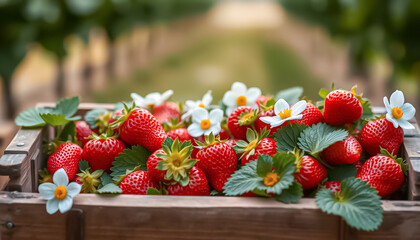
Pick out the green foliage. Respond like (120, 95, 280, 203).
(327, 164, 358, 182)
(275, 181, 303, 204)
(298, 123, 348, 155)
(146, 187, 162, 195)
(316, 178, 383, 231)
(100, 172, 112, 187)
(58, 121, 77, 142)
(79, 160, 89, 171)
(274, 122, 308, 152)
(84, 108, 108, 129)
(97, 183, 122, 194)
(110, 145, 151, 178)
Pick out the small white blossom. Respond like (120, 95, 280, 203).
(260, 99, 307, 128)
(222, 82, 261, 115)
(38, 169, 81, 214)
(383, 90, 416, 129)
(187, 108, 223, 137)
(131, 90, 174, 108)
(181, 90, 213, 121)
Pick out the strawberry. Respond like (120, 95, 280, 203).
(110, 103, 167, 151)
(167, 166, 210, 196)
(147, 137, 197, 185)
(75, 121, 92, 147)
(195, 134, 237, 191)
(321, 135, 362, 165)
(294, 155, 327, 189)
(76, 168, 103, 193)
(255, 108, 280, 135)
(109, 109, 123, 126)
(82, 132, 125, 172)
(72, 175, 83, 185)
(324, 181, 341, 194)
(355, 161, 363, 174)
(119, 170, 160, 195)
(241, 191, 258, 197)
(359, 118, 403, 156)
(356, 152, 405, 196)
(227, 106, 257, 140)
(234, 129, 277, 166)
(47, 143, 83, 180)
(152, 102, 181, 124)
(255, 95, 270, 109)
(225, 138, 242, 159)
(218, 128, 230, 140)
(167, 128, 200, 158)
(290, 102, 323, 126)
(323, 90, 362, 125)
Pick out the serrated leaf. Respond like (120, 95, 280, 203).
(110, 145, 151, 178)
(97, 183, 122, 194)
(256, 155, 273, 177)
(147, 187, 163, 195)
(316, 178, 383, 231)
(100, 172, 112, 186)
(223, 160, 262, 196)
(40, 113, 70, 126)
(15, 107, 51, 127)
(54, 96, 79, 118)
(84, 108, 107, 128)
(59, 121, 77, 142)
(79, 160, 90, 171)
(298, 123, 348, 154)
(276, 87, 303, 105)
(327, 164, 357, 182)
(275, 181, 303, 203)
(274, 123, 308, 152)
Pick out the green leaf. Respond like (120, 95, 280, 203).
(146, 187, 162, 195)
(256, 155, 273, 177)
(210, 189, 224, 196)
(97, 183, 122, 194)
(15, 107, 51, 127)
(327, 164, 357, 182)
(275, 181, 303, 203)
(79, 160, 90, 171)
(274, 123, 308, 152)
(40, 113, 70, 126)
(59, 121, 77, 142)
(223, 160, 262, 196)
(100, 172, 112, 186)
(319, 88, 330, 98)
(276, 87, 304, 105)
(298, 123, 348, 154)
(316, 178, 383, 231)
(110, 145, 151, 178)
(54, 96, 79, 118)
(84, 108, 107, 129)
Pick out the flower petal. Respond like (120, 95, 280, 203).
(246, 87, 262, 102)
(67, 182, 81, 198)
(401, 103, 416, 120)
(222, 91, 238, 107)
(209, 109, 223, 124)
(274, 99, 289, 115)
(285, 115, 303, 121)
(390, 90, 404, 108)
(58, 197, 73, 214)
(205, 125, 221, 136)
(260, 116, 280, 124)
(131, 93, 144, 106)
(46, 199, 59, 215)
(144, 92, 161, 106)
(158, 90, 174, 105)
(181, 110, 193, 121)
(185, 100, 197, 110)
(383, 96, 392, 113)
(291, 100, 307, 116)
(396, 119, 415, 129)
(231, 82, 247, 95)
(202, 90, 213, 106)
(38, 183, 56, 200)
(188, 123, 204, 137)
(53, 169, 69, 187)
(386, 114, 399, 128)
(191, 108, 208, 123)
(270, 120, 287, 128)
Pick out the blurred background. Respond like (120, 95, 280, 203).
(1, 0, 420, 148)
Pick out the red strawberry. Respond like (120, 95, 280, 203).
(218, 128, 230, 140)
(255, 95, 269, 109)
(324, 181, 341, 194)
(152, 102, 181, 124)
(147, 137, 197, 185)
(47, 143, 83, 180)
(290, 102, 323, 126)
(235, 129, 277, 166)
(82, 133, 125, 172)
(109, 109, 123, 126)
(323, 90, 362, 125)
(167, 167, 210, 196)
(294, 155, 327, 189)
(356, 154, 405, 196)
(119, 170, 160, 195)
(255, 108, 281, 135)
(241, 191, 257, 197)
(75, 121, 92, 147)
(227, 106, 257, 140)
(359, 118, 403, 156)
(225, 138, 242, 159)
(72, 175, 83, 185)
(167, 128, 199, 158)
(111, 104, 167, 151)
(195, 134, 237, 191)
(321, 135, 362, 165)
(355, 161, 363, 174)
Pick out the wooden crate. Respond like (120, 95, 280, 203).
(1, 104, 420, 240)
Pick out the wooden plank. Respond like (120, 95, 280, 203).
(4, 129, 41, 155)
(36, 102, 115, 117)
(0, 154, 27, 177)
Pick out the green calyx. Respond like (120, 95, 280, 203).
(156, 137, 197, 186)
(109, 102, 136, 129)
(163, 117, 185, 132)
(194, 132, 224, 149)
(259, 98, 276, 111)
(292, 148, 304, 173)
(39, 168, 53, 184)
(233, 128, 269, 160)
(77, 168, 104, 193)
(379, 147, 408, 175)
(87, 128, 119, 140)
(236, 109, 259, 126)
(95, 111, 113, 134)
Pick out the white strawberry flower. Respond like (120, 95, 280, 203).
(38, 169, 81, 214)
(181, 90, 213, 121)
(187, 108, 223, 137)
(131, 90, 174, 108)
(260, 99, 307, 128)
(383, 90, 416, 129)
(222, 82, 261, 115)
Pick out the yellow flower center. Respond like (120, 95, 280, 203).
(54, 186, 67, 200)
(391, 106, 404, 119)
(242, 112, 255, 121)
(264, 172, 278, 186)
(236, 95, 247, 106)
(278, 108, 292, 119)
(198, 103, 206, 108)
(200, 119, 211, 130)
